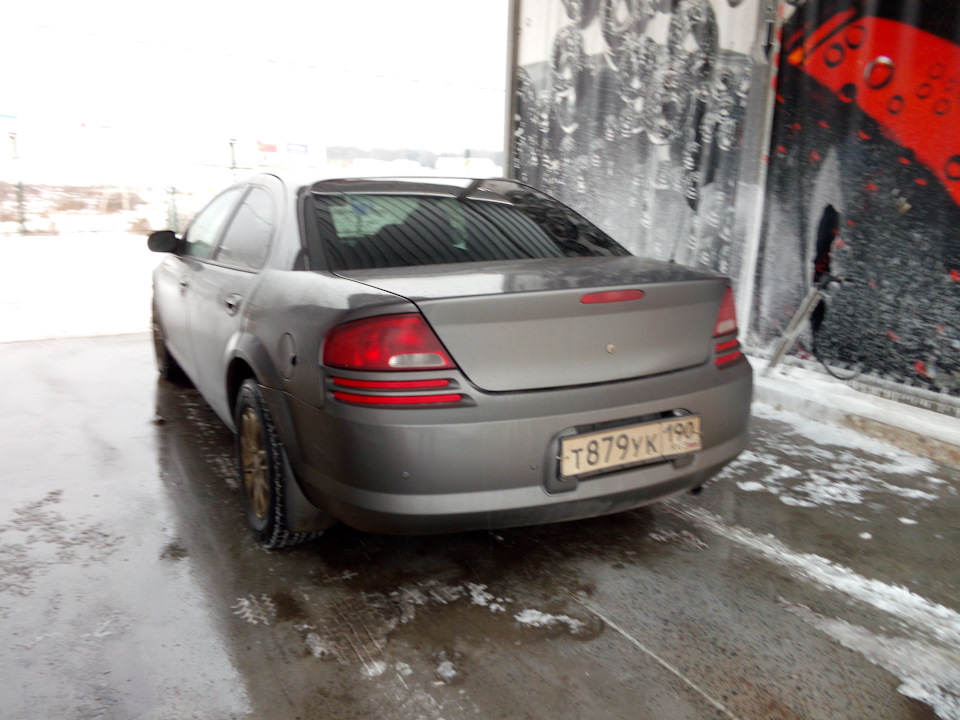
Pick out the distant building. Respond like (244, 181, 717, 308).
(434, 156, 501, 178)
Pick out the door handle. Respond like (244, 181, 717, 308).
(224, 294, 242, 316)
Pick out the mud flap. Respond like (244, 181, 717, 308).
(282, 451, 336, 533)
(261, 384, 335, 534)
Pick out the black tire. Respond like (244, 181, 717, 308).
(152, 305, 186, 382)
(811, 335, 862, 381)
(234, 378, 318, 549)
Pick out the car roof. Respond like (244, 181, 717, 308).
(245, 169, 508, 196)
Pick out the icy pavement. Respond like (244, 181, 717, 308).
(0, 336, 958, 719)
(679, 401, 960, 718)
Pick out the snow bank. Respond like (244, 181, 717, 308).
(0, 233, 159, 343)
(755, 363, 960, 453)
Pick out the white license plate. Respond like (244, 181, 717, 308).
(559, 416, 701, 478)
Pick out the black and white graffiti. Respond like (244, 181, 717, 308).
(511, 0, 772, 291)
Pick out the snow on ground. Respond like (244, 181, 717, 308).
(0, 233, 159, 343)
(751, 403, 938, 471)
(755, 363, 960, 449)
(786, 603, 960, 720)
(719, 403, 942, 510)
(513, 609, 586, 634)
(674, 506, 960, 651)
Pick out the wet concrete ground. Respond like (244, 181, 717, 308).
(1, 334, 958, 720)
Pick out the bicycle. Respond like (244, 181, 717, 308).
(764, 273, 862, 380)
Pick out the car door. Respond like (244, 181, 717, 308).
(187, 184, 278, 424)
(154, 187, 244, 379)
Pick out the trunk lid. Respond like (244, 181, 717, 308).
(337, 257, 727, 392)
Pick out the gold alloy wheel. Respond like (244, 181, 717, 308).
(240, 407, 270, 520)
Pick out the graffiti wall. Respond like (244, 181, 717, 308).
(756, 0, 960, 396)
(510, 0, 778, 309)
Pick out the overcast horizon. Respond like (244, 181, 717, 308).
(1, 0, 510, 185)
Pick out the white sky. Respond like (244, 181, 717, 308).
(1, 0, 509, 181)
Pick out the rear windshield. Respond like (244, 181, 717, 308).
(310, 188, 629, 271)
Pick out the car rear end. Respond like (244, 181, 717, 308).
(289, 178, 752, 533)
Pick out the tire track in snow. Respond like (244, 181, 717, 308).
(785, 603, 960, 720)
(669, 505, 960, 650)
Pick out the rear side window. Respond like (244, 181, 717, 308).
(214, 186, 275, 270)
(182, 188, 243, 259)
(312, 190, 628, 271)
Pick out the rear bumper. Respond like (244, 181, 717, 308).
(265, 358, 752, 534)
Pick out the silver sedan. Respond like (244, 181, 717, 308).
(148, 173, 752, 547)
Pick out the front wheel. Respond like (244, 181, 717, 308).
(152, 306, 186, 382)
(234, 378, 318, 549)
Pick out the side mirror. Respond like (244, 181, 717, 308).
(147, 230, 181, 253)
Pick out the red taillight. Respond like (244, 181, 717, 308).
(331, 377, 451, 390)
(323, 313, 455, 371)
(580, 289, 645, 304)
(713, 287, 743, 367)
(712, 286, 739, 338)
(330, 378, 461, 406)
(331, 391, 463, 406)
(324, 315, 462, 406)
(714, 339, 742, 366)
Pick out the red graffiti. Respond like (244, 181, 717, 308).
(886, 331, 901, 341)
(810, 150, 822, 162)
(913, 360, 930, 378)
(789, 15, 960, 207)
(786, 27, 806, 51)
(951, 269, 960, 282)
(787, 8, 857, 67)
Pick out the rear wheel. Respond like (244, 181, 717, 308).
(152, 306, 186, 382)
(234, 378, 317, 549)
(811, 334, 862, 381)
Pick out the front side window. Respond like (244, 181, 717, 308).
(311, 183, 628, 272)
(214, 186, 276, 270)
(182, 187, 243, 260)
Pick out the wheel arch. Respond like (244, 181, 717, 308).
(222, 330, 283, 427)
(225, 336, 303, 471)
(227, 357, 257, 428)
